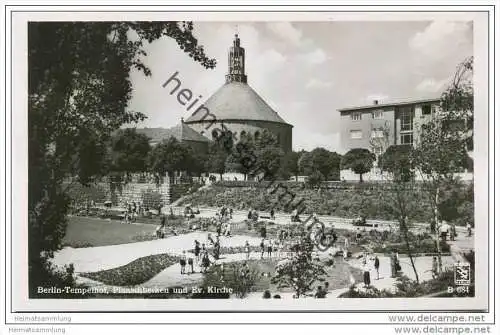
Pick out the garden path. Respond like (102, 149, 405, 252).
(52, 232, 262, 273)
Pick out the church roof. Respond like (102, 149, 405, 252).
(185, 82, 291, 125)
(135, 123, 210, 144)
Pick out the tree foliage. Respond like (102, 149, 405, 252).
(110, 128, 151, 176)
(299, 148, 341, 181)
(411, 56, 473, 274)
(271, 236, 327, 298)
(148, 137, 191, 182)
(252, 130, 284, 180)
(281, 151, 303, 180)
(28, 21, 215, 294)
(341, 148, 376, 182)
(225, 132, 256, 180)
(378, 145, 414, 182)
(206, 142, 229, 178)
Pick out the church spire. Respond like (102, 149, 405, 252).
(225, 34, 247, 84)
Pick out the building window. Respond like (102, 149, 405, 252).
(400, 133, 413, 145)
(351, 112, 362, 121)
(422, 105, 431, 115)
(371, 129, 384, 138)
(372, 110, 384, 119)
(350, 130, 362, 139)
(400, 107, 414, 132)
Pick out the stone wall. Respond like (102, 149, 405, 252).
(110, 182, 171, 207)
(67, 181, 171, 207)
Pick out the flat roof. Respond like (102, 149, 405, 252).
(338, 97, 440, 112)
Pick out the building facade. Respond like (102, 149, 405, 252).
(185, 34, 293, 153)
(135, 121, 211, 154)
(338, 98, 441, 155)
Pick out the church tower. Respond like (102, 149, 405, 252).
(186, 33, 293, 153)
(225, 34, 247, 84)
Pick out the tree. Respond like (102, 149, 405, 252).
(205, 143, 228, 179)
(378, 145, 414, 182)
(369, 121, 391, 158)
(412, 57, 473, 274)
(271, 235, 327, 298)
(28, 21, 215, 295)
(110, 128, 151, 179)
(281, 151, 303, 180)
(299, 148, 341, 181)
(252, 130, 284, 180)
(341, 148, 376, 183)
(148, 137, 191, 183)
(225, 132, 256, 180)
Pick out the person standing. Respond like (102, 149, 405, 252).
(180, 251, 187, 275)
(260, 238, 265, 259)
(187, 256, 194, 274)
(201, 251, 210, 273)
(374, 255, 380, 280)
(363, 263, 371, 288)
(267, 239, 273, 258)
(440, 221, 449, 241)
(260, 225, 267, 239)
(214, 239, 220, 260)
(245, 240, 251, 260)
(466, 222, 472, 237)
(344, 234, 350, 251)
(194, 240, 201, 263)
(270, 208, 275, 220)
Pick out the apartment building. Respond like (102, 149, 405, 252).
(338, 98, 441, 155)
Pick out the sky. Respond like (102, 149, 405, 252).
(128, 21, 473, 153)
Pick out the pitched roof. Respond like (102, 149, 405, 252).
(135, 123, 210, 143)
(185, 82, 291, 125)
(338, 97, 440, 113)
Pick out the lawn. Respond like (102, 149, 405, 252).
(62, 216, 158, 248)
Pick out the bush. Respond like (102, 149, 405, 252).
(29, 256, 92, 298)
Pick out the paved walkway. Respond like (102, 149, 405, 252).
(54, 209, 474, 297)
(53, 232, 262, 273)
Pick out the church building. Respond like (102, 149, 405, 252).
(185, 34, 293, 152)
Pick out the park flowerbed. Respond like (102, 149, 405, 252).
(80, 253, 179, 286)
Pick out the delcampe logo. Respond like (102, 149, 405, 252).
(454, 263, 471, 286)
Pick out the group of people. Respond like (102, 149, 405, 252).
(122, 201, 143, 224)
(179, 240, 213, 275)
(247, 209, 260, 222)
